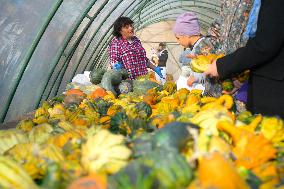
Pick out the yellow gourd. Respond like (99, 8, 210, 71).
(238, 114, 262, 132)
(185, 95, 199, 106)
(48, 131, 81, 148)
(163, 81, 177, 94)
(200, 96, 217, 104)
(216, 94, 234, 109)
(174, 88, 190, 105)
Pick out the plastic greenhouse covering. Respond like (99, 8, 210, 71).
(0, 0, 221, 123)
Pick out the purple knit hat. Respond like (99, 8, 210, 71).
(173, 12, 200, 36)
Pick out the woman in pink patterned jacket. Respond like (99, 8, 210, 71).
(108, 16, 163, 80)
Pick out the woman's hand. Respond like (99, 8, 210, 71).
(186, 54, 196, 59)
(187, 75, 195, 86)
(204, 59, 219, 77)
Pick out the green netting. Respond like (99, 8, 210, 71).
(0, 0, 221, 123)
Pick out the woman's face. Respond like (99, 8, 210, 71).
(158, 45, 164, 51)
(120, 24, 134, 39)
(176, 35, 190, 48)
(175, 35, 191, 48)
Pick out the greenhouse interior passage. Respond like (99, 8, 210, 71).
(0, 0, 284, 188)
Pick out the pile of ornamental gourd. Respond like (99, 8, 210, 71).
(0, 69, 283, 189)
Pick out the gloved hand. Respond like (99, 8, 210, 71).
(113, 62, 122, 70)
(154, 67, 164, 79)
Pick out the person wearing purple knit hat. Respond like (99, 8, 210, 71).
(173, 12, 201, 43)
(174, 12, 220, 96)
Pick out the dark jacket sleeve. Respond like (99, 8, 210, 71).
(217, 0, 284, 80)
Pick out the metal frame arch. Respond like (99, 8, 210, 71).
(0, 0, 64, 122)
(133, 1, 220, 29)
(40, 0, 109, 103)
(136, 10, 212, 31)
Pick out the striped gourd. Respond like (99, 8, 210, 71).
(0, 156, 39, 189)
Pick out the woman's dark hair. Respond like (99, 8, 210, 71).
(113, 17, 134, 37)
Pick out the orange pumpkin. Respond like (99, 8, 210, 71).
(217, 121, 277, 169)
(100, 116, 111, 124)
(143, 94, 157, 106)
(67, 174, 107, 189)
(150, 114, 176, 129)
(198, 152, 250, 189)
(233, 133, 276, 169)
(89, 88, 108, 99)
(65, 89, 86, 97)
(143, 88, 158, 106)
(72, 115, 91, 127)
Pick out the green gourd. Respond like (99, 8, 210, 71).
(152, 122, 199, 152)
(133, 80, 160, 95)
(41, 163, 62, 189)
(100, 69, 129, 96)
(143, 148, 194, 189)
(93, 97, 112, 115)
(131, 133, 153, 158)
(90, 68, 106, 84)
(110, 148, 194, 189)
(110, 112, 129, 135)
(127, 118, 155, 137)
(135, 102, 152, 119)
(109, 160, 157, 189)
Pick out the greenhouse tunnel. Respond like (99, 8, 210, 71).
(0, 0, 221, 123)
